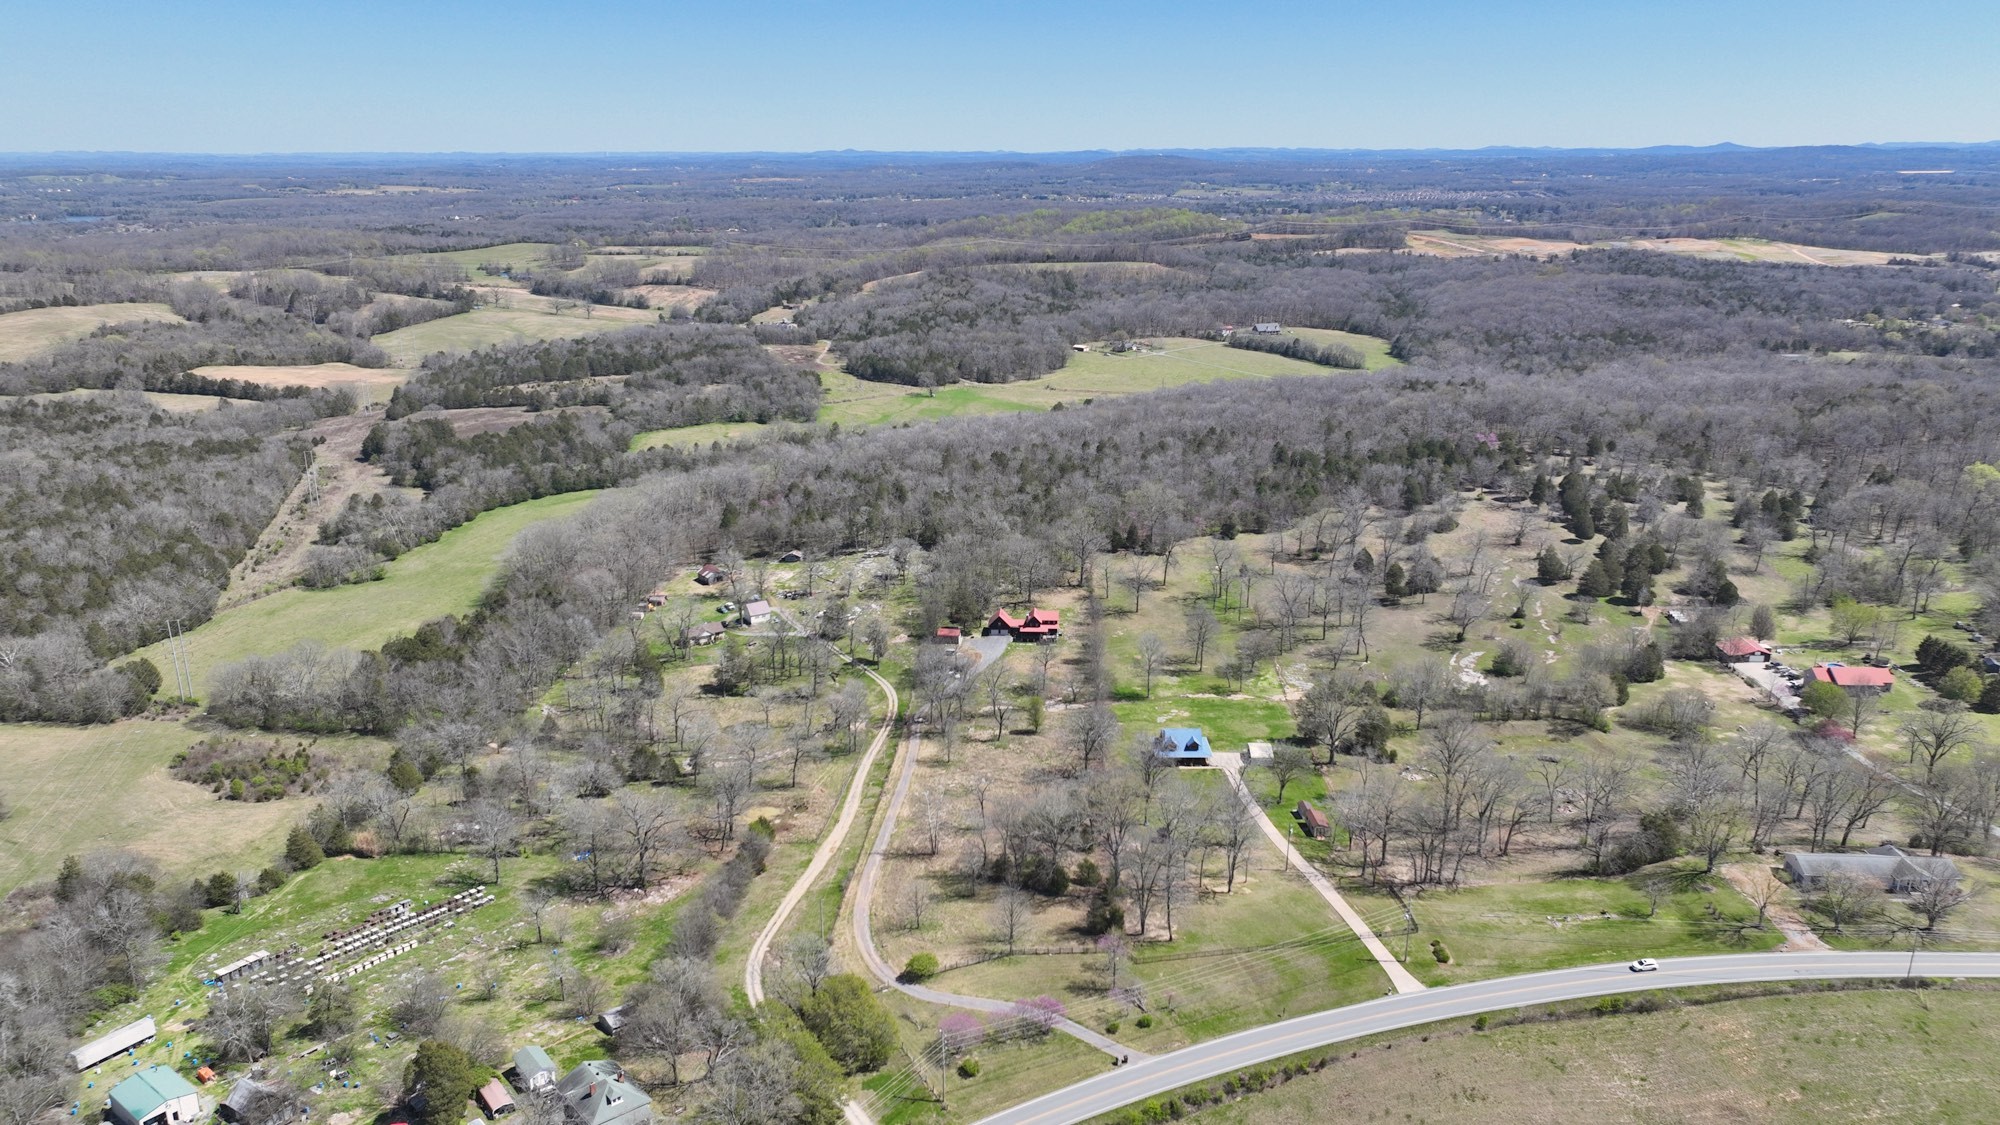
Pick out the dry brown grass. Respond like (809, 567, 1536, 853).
(190, 362, 413, 404)
(0, 719, 312, 890)
(0, 302, 184, 361)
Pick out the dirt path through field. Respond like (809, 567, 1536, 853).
(217, 412, 413, 608)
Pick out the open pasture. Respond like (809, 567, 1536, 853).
(0, 720, 302, 891)
(133, 490, 601, 700)
(371, 301, 652, 365)
(0, 302, 185, 361)
(1406, 229, 1925, 267)
(190, 361, 413, 403)
(388, 241, 556, 283)
(816, 335, 1382, 427)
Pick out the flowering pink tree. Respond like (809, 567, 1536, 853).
(939, 1012, 986, 1056)
(1010, 995, 1066, 1038)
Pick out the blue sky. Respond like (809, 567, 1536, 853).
(2, 0, 1994, 152)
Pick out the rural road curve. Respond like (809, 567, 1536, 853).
(1217, 756, 1425, 993)
(973, 950, 2000, 1125)
(742, 651, 900, 1006)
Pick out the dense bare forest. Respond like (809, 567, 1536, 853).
(0, 147, 1993, 724)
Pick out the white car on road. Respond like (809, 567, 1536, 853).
(1629, 957, 1659, 972)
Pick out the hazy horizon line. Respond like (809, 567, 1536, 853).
(2, 139, 1998, 162)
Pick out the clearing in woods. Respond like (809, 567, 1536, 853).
(389, 242, 557, 283)
(0, 720, 315, 891)
(626, 331, 1395, 444)
(1404, 229, 1923, 266)
(1153, 986, 2000, 1124)
(371, 299, 656, 365)
(0, 302, 185, 361)
(818, 335, 1390, 427)
(132, 490, 601, 700)
(190, 362, 414, 404)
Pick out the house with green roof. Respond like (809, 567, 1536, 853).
(555, 1061, 650, 1125)
(510, 1045, 558, 1093)
(108, 1066, 200, 1125)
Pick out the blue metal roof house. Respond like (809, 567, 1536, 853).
(1153, 728, 1212, 765)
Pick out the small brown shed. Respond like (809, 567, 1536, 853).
(1294, 800, 1330, 840)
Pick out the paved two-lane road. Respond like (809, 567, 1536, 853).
(974, 951, 2000, 1125)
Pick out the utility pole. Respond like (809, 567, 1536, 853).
(165, 619, 193, 700)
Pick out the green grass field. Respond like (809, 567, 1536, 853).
(372, 306, 643, 365)
(133, 491, 601, 699)
(1280, 327, 1402, 371)
(1131, 986, 2000, 1124)
(1347, 869, 1782, 986)
(0, 720, 306, 891)
(940, 863, 1392, 1056)
(817, 335, 1385, 428)
(0, 301, 184, 361)
(388, 242, 556, 283)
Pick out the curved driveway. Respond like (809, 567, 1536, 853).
(974, 951, 2000, 1125)
(851, 719, 1134, 1057)
(744, 638, 900, 1005)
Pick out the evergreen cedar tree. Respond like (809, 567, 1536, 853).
(403, 1040, 481, 1125)
(285, 826, 324, 870)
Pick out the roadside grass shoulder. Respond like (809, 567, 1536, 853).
(863, 992, 1109, 1125)
(1345, 868, 1782, 987)
(1094, 985, 2000, 1125)
(939, 867, 1392, 1056)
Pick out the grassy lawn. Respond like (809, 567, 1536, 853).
(133, 491, 601, 699)
(1133, 986, 2000, 1124)
(1350, 868, 1783, 986)
(372, 306, 643, 364)
(1109, 698, 1294, 753)
(862, 998, 1110, 1125)
(0, 301, 183, 361)
(1281, 327, 1403, 370)
(0, 719, 315, 891)
(940, 867, 1392, 1055)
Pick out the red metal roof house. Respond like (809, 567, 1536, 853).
(1716, 637, 1773, 661)
(985, 609, 1061, 642)
(1810, 662, 1894, 692)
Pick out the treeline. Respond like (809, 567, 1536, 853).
(228, 268, 474, 337)
(385, 323, 821, 428)
(1225, 332, 1363, 368)
(791, 244, 1999, 385)
(250, 353, 2000, 736)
